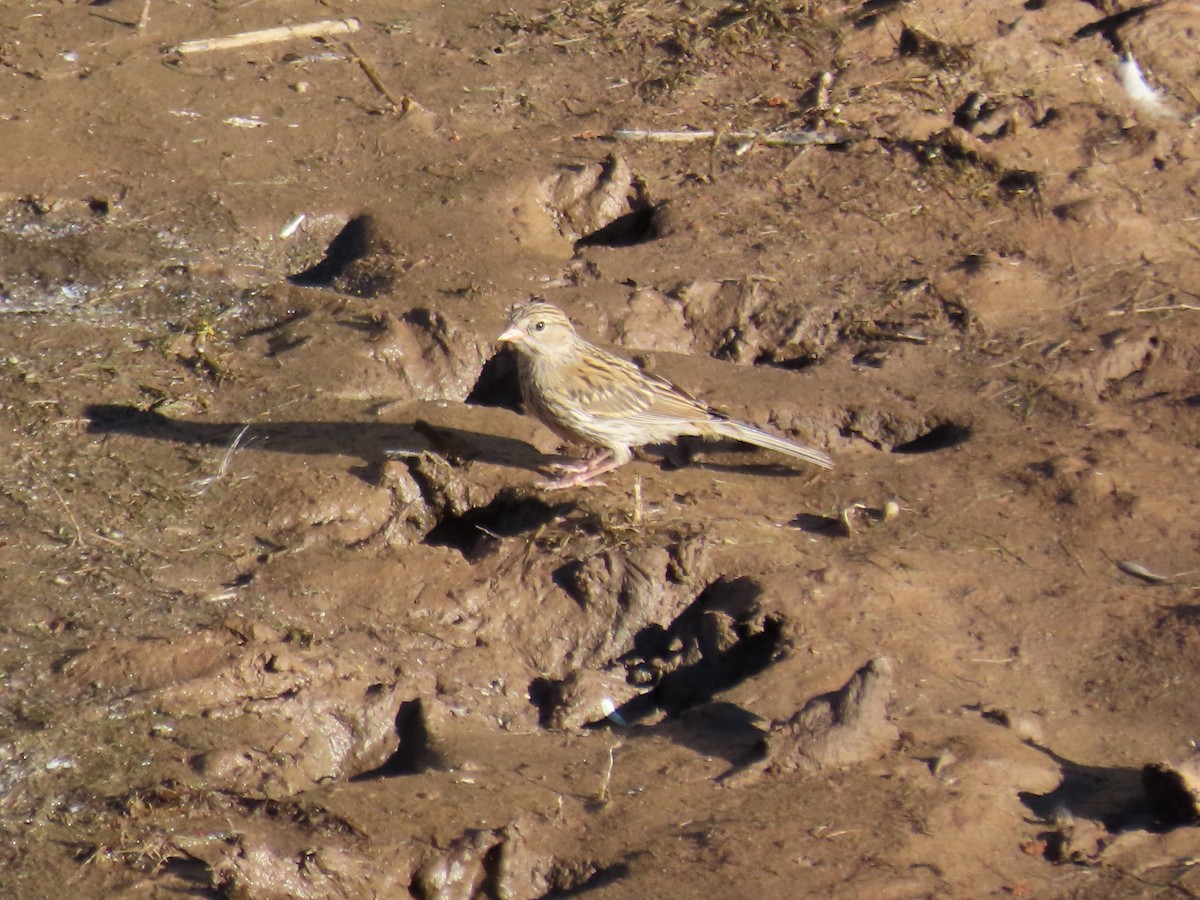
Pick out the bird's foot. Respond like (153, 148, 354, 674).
(535, 452, 623, 489)
(535, 472, 607, 490)
(543, 456, 598, 475)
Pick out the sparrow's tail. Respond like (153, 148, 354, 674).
(709, 418, 834, 470)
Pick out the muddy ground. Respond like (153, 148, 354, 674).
(1, 0, 1199, 896)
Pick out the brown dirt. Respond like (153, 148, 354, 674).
(2, 1, 1200, 897)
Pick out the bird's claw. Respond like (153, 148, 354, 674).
(535, 476, 607, 490)
(543, 457, 596, 475)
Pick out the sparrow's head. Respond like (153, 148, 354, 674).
(498, 300, 580, 358)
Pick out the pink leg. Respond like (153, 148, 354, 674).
(537, 449, 628, 490)
(544, 451, 604, 475)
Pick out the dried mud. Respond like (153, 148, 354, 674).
(2, 1, 1200, 897)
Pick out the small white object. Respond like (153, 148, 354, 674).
(223, 116, 268, 129)
(1116, 53, 1174, 118)
(600, 696, 627, 726)
(279, 213, 306, 238)
(45, 756, 76, 771)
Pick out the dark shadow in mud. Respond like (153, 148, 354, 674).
(653, 437, 832, 479)
(1019, 743, 1149, 831)
(288, 214, 372, 287)
(1163, 604, 1200, 627)
(83, 404, 545, 474)
(853, 0, 915, 30)
(465, 347, 523, 413)
(757, 355, 820, 372)
(892, 421, 972, 454)
(354, 698, 435, 779)
(791, 503, 895, 537)
(424, 491, 572, 561)
(653, 702, 769, 765)
(635, 577, 782, 706)
(573, 204, 659, 251)
(557, 700, 766, 768)
(1072, 2, 1164, 52)
(156, 857, 221, 897)
(790, 512, 847, 536)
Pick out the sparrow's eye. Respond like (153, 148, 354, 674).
(533, 320, 546, 332)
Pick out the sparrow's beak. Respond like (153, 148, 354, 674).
(497, 324, 523, 343)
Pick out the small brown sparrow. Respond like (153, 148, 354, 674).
(498, 300, 833, 489)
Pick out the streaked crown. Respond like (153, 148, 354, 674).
(498, 300, 580, 358)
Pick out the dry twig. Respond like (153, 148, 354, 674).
(173, 18, 360, 55)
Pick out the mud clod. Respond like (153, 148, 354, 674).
(375, 451, 482, 547)
(760, 657, 898, 775)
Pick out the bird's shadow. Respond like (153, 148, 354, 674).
(84, 406, 821, 483)
(645, 437, 826, 479)
(82, 404, 547, 476)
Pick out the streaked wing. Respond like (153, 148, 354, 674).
(561, 347, 713, 425)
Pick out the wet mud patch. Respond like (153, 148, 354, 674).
(4, 0, 1200, 897)
(0, 193, 210, 321)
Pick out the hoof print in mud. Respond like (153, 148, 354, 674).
(376, 454, 564, 556)
(534, 573, 791, 729)
(533, 668, 642, 732)
(413, 820, 619, 900)
(623, 576, 787, 716)
(510, 154, 658, 257)
(289, 214, 400, 298)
